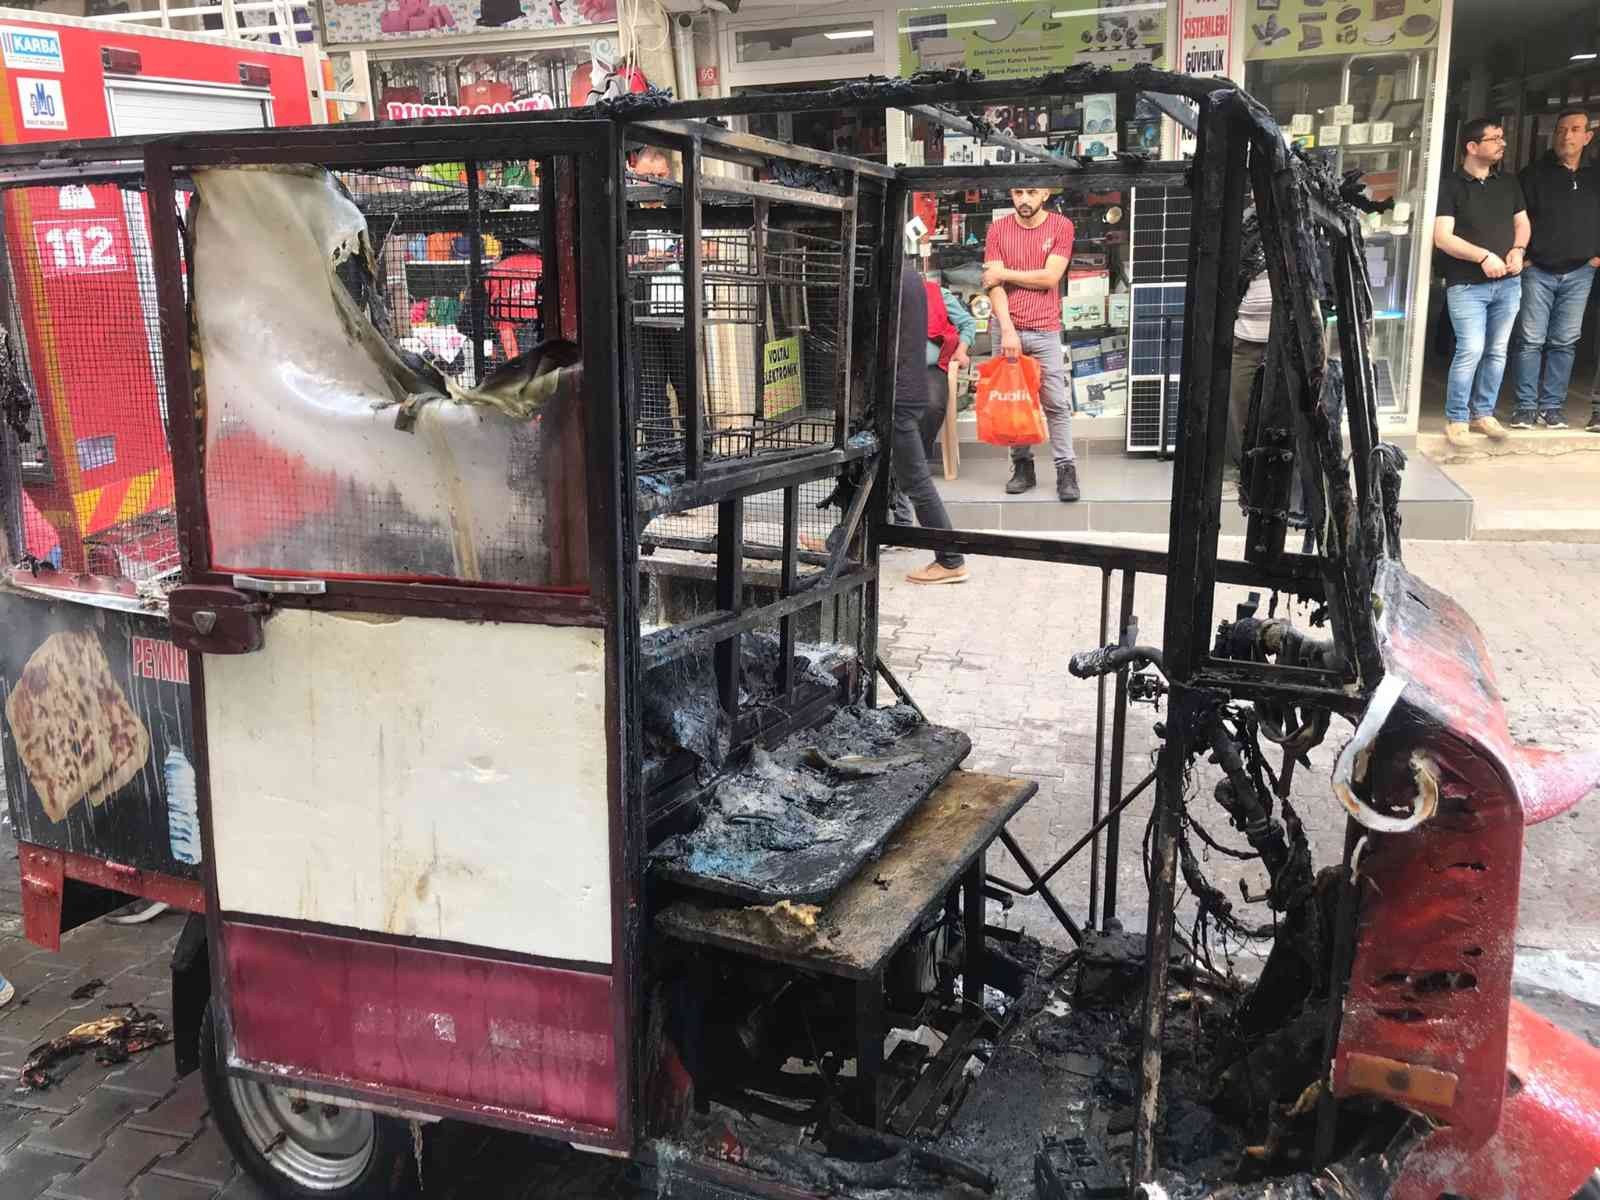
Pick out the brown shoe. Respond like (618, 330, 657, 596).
(906, 561, 969, 585)
(1469, 415, 1509, 441)
(1445, 421, 1474, 449)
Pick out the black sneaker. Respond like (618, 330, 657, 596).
(1056, 462, 1081, 502)
(1507, 411, 1537, 430)
(1587, 413, 1600, 433)
(1005, 459, 1037, 495)
(1538, 411, 1570, 429)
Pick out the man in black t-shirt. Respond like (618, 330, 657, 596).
(1510, 109, 1600, 430)
(1433, 117, 1530, 449)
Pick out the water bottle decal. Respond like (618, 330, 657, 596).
(165, 748, 202, 866)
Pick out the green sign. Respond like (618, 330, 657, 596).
(898, 1, 1167, 80)
(1243, 0, 1440, 60)
(763, 336, 806, 419)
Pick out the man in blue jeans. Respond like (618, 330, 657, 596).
(1509, 108, 1600, 431)
(1433, 118, 1530, 450)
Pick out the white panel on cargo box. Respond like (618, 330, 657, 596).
(207, 609, 612, 965)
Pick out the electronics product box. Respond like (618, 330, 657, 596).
(1107, 293, 1131, 326)
(1063, 297, 1106, 331)
(1073, 368, 1127, 418)
(1068, 268, 1110, 298)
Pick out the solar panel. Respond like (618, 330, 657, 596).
(1126, 187, 1191, 453)
(1126, 283, 1185, 452)
(1129, 188, 1192, 284)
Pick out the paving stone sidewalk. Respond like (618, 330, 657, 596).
(2, 537, 1599, 1197)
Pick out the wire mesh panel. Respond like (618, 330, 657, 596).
(626, 181, 856, 475)
(189, 158, 587, 589)
(0, 181, 177, 585)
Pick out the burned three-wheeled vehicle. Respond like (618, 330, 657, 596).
(0, 68, 1598, 1200)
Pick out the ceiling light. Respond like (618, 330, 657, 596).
(824, 28, 874, 40)
(1051, 2, 1164, 16)
(898, 18, 999, 32)
(1571, 51, 1598, 61)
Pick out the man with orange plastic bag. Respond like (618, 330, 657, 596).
(982, 187, 1080, 501)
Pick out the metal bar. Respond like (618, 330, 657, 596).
(682, 138, 705, 481)
(1314, 819, 1365, 1167)
(861, 177, 908, 707)
(895, 163, 1188, 192)
(638, 118, 897, 181)
(465, 159, 486, 383)
(639, 565, 875, 668)
(637, 441, 877, 521)
(779, 485, 798, 702)
(873, 657, 925, 722)
(855, 979, 886, 1129)
(699, 173, 855, 213)
(1139, 89, 1199, 134)
(962, 852, 987, 1008)
(1090, 568, 1110, 931)
(1102, 570, 1137, 929)
(753, 199, 769, 419)
(143, 145, 207, 579)
(908, 105, 1080, 168)
(805, 469, 876, 592)
(994, 831, 1083, 944)
(1135, 99, 1245, 1186)
(990, 769, 1156, 898)
(834, 173, 860, 449)
(539, 158, 560, 341)
(1133, 704, 1191, 1182)
(641, 532, 828, 569)
(714, 497, 745, 724)
(877, 526, 1325, 597)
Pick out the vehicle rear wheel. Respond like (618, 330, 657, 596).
(200, 1003, 414, 1198)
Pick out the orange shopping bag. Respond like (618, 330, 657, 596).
(974, 354, 1047, 447)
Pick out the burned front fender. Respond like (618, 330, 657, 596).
(1329, 560, 1600, 1199)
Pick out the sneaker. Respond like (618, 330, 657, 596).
(1537, 411, 1570, 430)
(1469, 416, 1509, 441)
(1445, 421, 1475, 449)
(906, 561, 969, 585)
(1005, 459, 1037, 495)
(1056, 462, 1081, 502)
(1587, 413, 1600, 433)
(0, 974, 13, 1008)
(1507, 411, 1537, 430)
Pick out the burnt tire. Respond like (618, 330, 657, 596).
(200, 1003, 414, 1198)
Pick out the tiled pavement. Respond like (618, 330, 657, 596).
(2, 536, 1599, 1196)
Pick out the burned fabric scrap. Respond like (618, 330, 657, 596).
(18, 1007, 170, 1090)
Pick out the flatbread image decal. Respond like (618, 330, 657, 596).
(4, 630, 151, 823)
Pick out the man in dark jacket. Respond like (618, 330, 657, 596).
(1509, 109, 1600, 430)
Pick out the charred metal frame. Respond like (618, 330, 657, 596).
(0, 63, 1399, 1187)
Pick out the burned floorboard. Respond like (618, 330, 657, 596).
(656, 771, 1034, 978)
(653, 705, 973, 906)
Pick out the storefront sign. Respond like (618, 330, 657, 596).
(898, 1, 1166, 79)
(386, 95, 553, 119)
(323, 0, 616, 46)
(1178, 0, 1230, 155)
(1244, 0, 1439, 60)
(697, 65, 719, 89)
(762, 336, 805, 419)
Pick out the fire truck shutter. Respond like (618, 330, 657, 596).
(105, 82, 272, 137)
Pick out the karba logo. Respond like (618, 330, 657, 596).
(27, 80, 54, 118)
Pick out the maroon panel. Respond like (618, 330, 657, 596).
(224, 921, 617, 1134)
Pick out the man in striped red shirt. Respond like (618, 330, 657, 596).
(983, 188, 1080, 501)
